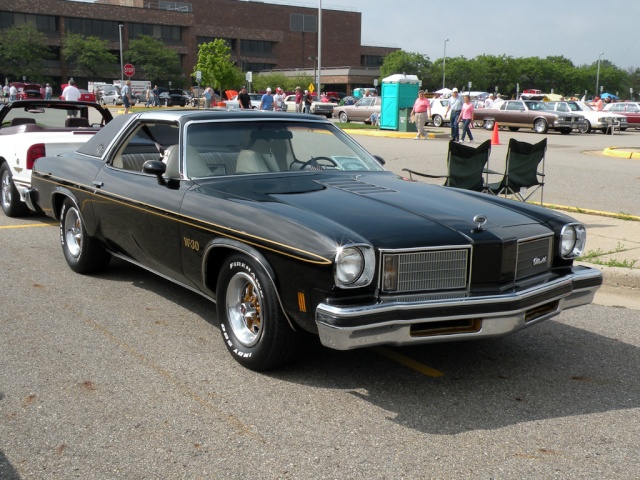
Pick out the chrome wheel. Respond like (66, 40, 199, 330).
(226, 271, 263, 347)
(534, 118, 548, 134)
(1, 168, 12, 211)
(63, 205, 83, 258)
(433, 115, 443, 127)
(339, 111, 348, 123)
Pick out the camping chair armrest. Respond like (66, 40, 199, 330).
(402, 168, 447, 179)
(537, 171, 545, 177)
(483, 168, 502, 175)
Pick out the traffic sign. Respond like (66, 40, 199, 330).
(123, 63, 135, 77)
(308, 83, 315, 93)
(246, 71, 253, 82)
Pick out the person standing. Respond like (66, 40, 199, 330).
(304, 90, 313, 114)
(410, 90, 431, 140)
(9, 84, 18, 102)
(144, 86, 152, 107)
(260, 87, 274, 110)
(594, 95, 604, 111)
(273, 87, 285, 111)
(121, 80, 132, 114)
(484, 93, 494, 109)
(460, 95, 475, 143)
(238, 86, 251, 109)
(45, 84, 52, 100)
(445, 87, 463, 142)
(152, 85, 159, 107)
(204, 86, 212, 108)
(294, 86, 303, 112)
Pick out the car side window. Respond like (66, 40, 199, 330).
(627, 105, 639, 113)
(111, 122, 180, 172)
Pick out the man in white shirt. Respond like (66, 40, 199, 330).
(62, 80, 81, 117)
(484, 93, 494, 108)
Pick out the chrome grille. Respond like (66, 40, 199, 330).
(382, 248, 469, 293)
(516, 235, 553, 280)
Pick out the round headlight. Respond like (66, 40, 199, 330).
(335, 247, 364, 285)
(560, 224, 587, 259)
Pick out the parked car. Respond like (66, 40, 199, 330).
(284, 94, 333, 117)
(474, 100, 587, 134)
(14, 83, 43, 100)
(100, 88, 138, 106)
(159, 89, 187, 107)
(602, 102, 640, 128)
(223, 93, 262, 110)
(28, 109, 602, 371)
(333, 96, 381, 124)
(428, 98, 451, 127)
(545, 101, 628, 133)
(0, 99, 113, 217)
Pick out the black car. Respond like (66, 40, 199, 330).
(28, 110, 602, 371)
(158, 89, 187, 107)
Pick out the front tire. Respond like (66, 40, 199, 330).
(1, 163, 29, 217)
(534, 118, 549, 134)
(578, 121, 591, 134)
(432, 115, 443, 127)
(216, 254, 300, 371)
(60, 198, 111, 274)
(483, 119, 495, 130)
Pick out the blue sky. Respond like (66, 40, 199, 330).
(271, 0, 640, 70)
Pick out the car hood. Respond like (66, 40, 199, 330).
(195, 171, 554, 254)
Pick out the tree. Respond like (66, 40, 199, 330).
(62, 33, 118, 81)
(193, 39, 241, 97)
(125, 35, 182, 86)
(0, 24, 52, 82)
(380, 51, 432, 86)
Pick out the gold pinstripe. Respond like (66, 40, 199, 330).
(38, 175, 333, 265)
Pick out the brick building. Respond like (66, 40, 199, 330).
(1, 0, 397, 92)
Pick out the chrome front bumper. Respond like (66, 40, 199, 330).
(315, 266, 602, 351)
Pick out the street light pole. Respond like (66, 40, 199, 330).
(118, 24, 124, 89)
(317, 0, 322, 97)
(442, 38, 449, 89)
(308, 56, 317, 88)
(595, 51, 604, 97)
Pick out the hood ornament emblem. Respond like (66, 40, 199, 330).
(473, 214, 487, 232)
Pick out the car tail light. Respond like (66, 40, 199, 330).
(27, 143, 46, 170)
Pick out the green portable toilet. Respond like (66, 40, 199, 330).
(380, 74, 420, 131)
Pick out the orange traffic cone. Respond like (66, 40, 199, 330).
(491, 121, 501, 145)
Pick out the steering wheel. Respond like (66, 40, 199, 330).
(293, 156, 339, 170)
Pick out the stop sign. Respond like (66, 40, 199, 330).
(123, 63, 135, 77)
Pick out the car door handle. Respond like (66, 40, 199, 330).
(93, 181, 103, 188)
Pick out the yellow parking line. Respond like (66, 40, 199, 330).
(373, 347, 444, 377)
(0, 223, 56, 229)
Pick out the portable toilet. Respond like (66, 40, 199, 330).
(380, 74, 420, 131)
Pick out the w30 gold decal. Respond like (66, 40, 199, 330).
(183, 237, 200, 251)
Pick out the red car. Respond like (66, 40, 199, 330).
(59, 85, 96, 102)
(603, 102, 640, 128)
(12, 83, 43, 100)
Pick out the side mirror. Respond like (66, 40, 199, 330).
(143, 160, 167, 185)
(373, 155, 386, 166)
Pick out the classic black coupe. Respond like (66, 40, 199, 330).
(28, 110, 603, 370)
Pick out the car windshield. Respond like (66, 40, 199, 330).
(185, 120, 384, 178)
(0, 102, 106, 128)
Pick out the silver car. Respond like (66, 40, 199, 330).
(100, 88, 138, 106)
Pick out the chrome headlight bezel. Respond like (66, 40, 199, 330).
(560, 223, 587, 259)
(334, 244, 375, 288)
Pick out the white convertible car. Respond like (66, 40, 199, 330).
(0, 99, 113, 217)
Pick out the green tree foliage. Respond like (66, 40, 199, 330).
(0, 24, 52, 82)
(62, 33, 118, 81)
(380, 50, 432, 86)
(193, 39, 242, 96)
(125, 35, 182, 86)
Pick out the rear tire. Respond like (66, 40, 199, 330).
(339, 111, 349, 123)
(60, 198, 111, 274)
(1, 163, 30, 217)
(216, 254, 300, 371)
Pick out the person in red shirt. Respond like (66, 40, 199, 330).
(410, 90, 431, 140)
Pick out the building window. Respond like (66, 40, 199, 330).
(129, 23, 181, 42)
(243, 63, 274, 73)
(361, 55, 384, 68)
(240, 39, 273, 56)
(66, 18, 119, 38)
(290, 14, 317, 33)
(1, 12, 57, 32)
